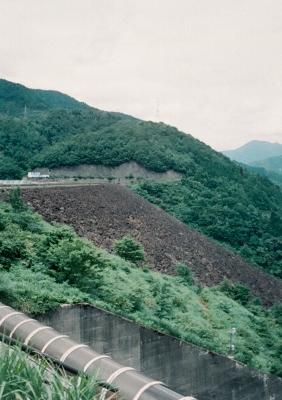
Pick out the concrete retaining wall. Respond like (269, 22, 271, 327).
(39, 303, 282, 400)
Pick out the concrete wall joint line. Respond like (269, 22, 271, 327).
(24, 326, 52, 345)
(83, 355, 110, 372)
(41, 334, 69, 353)
(0, 312, 22, 327)
(60, 344, 88, 362)
(9, 319, 35, 338)
(132, 381, 163, 400)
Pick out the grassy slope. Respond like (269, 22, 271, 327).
(1, 198, 282, 377)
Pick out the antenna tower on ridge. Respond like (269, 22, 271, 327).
(155, 100, 160, 122)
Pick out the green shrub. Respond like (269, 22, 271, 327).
(174, 263, 194, 285)
(270, 360, 282, 378)
(218, 279, 251, 305)
(0, 225, 26, 269)
(233, 283, 251, 305)
(235, 349, 254, 365)
(269, 303, 282, 326)
(40, 237, 106, 286)
(8, 187, 27, 212)
(113, 236, 146, 263)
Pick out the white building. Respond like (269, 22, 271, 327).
(27, 172, 50, 178)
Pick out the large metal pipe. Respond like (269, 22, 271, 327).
(0, 302, 196, 400)
(0, 331, 118, 393)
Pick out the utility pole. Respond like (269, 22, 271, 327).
(227, 327, 236, 358)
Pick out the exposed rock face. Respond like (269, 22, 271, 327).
(17, 184, 282, 307)
(32, 161, 183, 180)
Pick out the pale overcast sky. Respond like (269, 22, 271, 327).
(0, 0, 281, 151)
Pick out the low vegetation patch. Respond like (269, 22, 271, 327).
(1, 193, 282, 378)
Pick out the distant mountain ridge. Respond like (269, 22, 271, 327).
(222, 140, 282, 187)
(222, 140, 282, 164)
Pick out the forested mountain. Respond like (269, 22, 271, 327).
(241, 163, 282, 189)
(222, 140, 282, 164)
(0, 79, 88, 117)
(1, 79, 282, 281)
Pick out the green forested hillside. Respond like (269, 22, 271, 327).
(33, 117, 221, 172)
(241, 164, 282, 189)
(0, 79, 88, 117)
(1, 80, 282, 281)
(1, 195, 282, 377)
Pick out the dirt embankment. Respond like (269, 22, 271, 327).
(8, 184, 282, 307)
